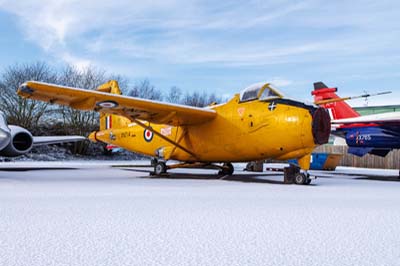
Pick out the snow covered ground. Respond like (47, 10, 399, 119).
(0, 161, 399, 266)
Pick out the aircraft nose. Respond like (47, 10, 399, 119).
(311, 107, 331, 145)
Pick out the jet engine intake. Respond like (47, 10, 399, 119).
(0, 125, 33, 157)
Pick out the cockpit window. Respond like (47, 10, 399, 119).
(259, 86, 280, 100)
(239, 83, 264, 102)
(239, 82, 283, 102)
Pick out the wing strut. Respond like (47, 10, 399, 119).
(133, 119, 199, 160)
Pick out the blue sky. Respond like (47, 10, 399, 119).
(0, 0, 399, 106)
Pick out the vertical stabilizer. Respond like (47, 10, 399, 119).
(96, 80, 131, 130)
(312, 82, 360, 120)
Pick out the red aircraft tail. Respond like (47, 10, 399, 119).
(311, 82, 360, 120)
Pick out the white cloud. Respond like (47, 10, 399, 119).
(0, 0, 399, 95)
(61, 52, 92, 71)
(0, 1, 320, 65)
(270, 77, 293, 87)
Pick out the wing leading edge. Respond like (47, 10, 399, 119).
(18, 81, 217, 126)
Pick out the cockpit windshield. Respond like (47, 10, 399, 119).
(240, 83, 263, 102)
(239, 82, 283, 102)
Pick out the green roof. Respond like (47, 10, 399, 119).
(354, 105, 400, 115)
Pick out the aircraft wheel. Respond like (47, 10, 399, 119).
(219, 163, 234, 176)
(294, 173, 307, 185)
(154, 162, 167, 175)
(305, 178, 312, 185)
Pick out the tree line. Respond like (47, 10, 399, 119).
(0, 62, 223, 154)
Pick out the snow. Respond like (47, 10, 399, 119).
(0, 162, 400, 266)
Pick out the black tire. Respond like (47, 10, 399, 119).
(294, 173, 307, 185)
(220, 163, 234, 176)
(154, 162, 167, 175)
(305, 178, 312, 185)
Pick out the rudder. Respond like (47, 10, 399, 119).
(97, 80, 131, 130)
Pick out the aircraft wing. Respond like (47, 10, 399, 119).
(332, 112, 400, 125)
(33, 136, 86, 146)
(18, 81, 217, 126)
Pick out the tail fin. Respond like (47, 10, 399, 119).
(312, 81, 360, 120)
(97, 80, 131, 130)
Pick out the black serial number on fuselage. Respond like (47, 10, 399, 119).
(120, 132, 136, 138)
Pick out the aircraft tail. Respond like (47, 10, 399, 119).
(97, 80, 131, 131)
(311, 81, 360, 120)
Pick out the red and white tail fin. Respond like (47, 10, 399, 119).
(312, 81, 360, 120)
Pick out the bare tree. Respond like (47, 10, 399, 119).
(0, 62, 57, 132)
(57, 65, 108, 136)
(165, 86, 182, 103)
(127, 79, 163, 100)
(207, 93, 221, 105)
(181, 91, 223, 107)
(182, 92, 204, 107)
(54, 65, 113, 154)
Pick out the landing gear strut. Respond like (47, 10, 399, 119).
(150, 158, 158, 167)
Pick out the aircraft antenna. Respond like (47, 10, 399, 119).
(315, 90, 392, 105)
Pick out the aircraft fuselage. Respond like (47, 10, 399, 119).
(91, 94, 329, 170)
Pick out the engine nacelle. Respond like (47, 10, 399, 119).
(0, 113, 11, 151)
(0, 125, 33, 157)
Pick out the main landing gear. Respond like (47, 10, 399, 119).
(154, 161, 168, 175)
(151, 159, 235, 176)
(294, 172, 312, 185)
(284, 164, 313, 185)
(218, 163, 234, 176)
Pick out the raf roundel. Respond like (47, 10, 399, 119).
(96, 100, 119, 108)
(143, 129, 154, 142)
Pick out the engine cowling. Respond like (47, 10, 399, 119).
(0, 114, 11, 151)
(0, 125, 34, 157)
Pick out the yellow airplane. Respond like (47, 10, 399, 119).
(17, 80, 330, 184)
